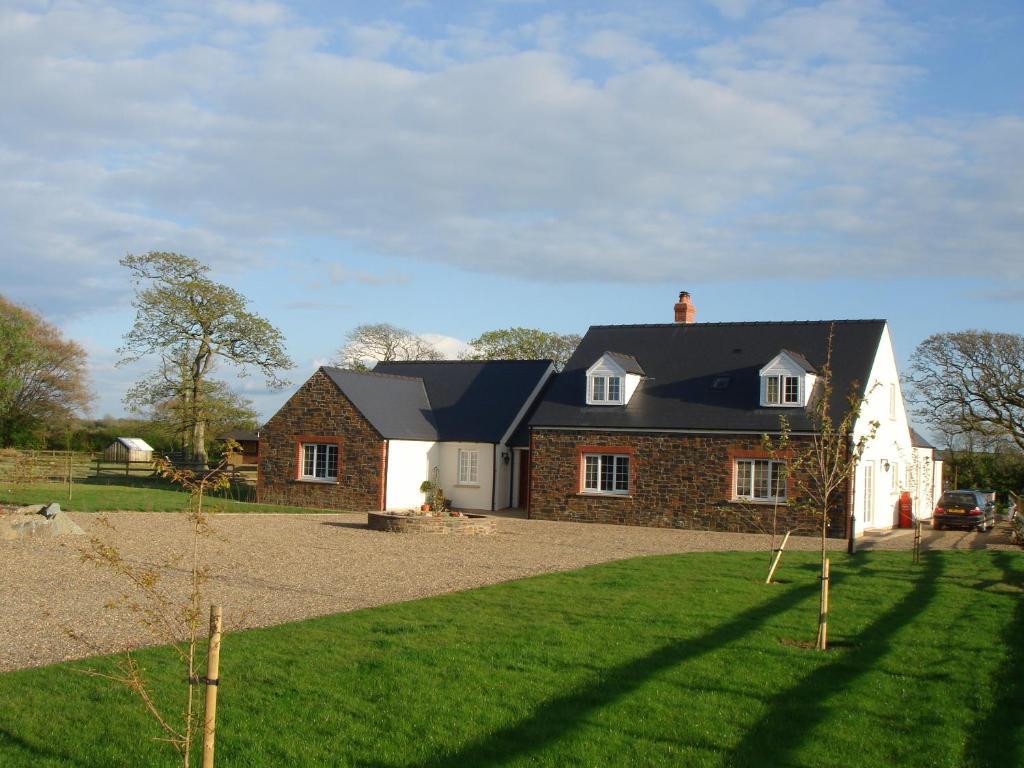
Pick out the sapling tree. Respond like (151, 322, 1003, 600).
(768, 330, 879, 649)
(76, 444, 239, 767)
(119, 252, 293, 466)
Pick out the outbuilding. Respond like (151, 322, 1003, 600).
(103, 437, 154, 463)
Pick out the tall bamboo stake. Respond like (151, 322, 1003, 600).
(202, 606, 223, 768)
(816, 558, 830, 651)
(913, 521, 922, 565)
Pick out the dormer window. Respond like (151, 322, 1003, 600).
(765, 375, 801, 405)
(759, 350, 816, 408)
(586, 352, 644, 406)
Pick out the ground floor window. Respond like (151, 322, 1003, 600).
(582, 453, 630, 494)
(735, 459, 786, 502)
(301, 443, 338, 481)
(458, 449, 479, 484)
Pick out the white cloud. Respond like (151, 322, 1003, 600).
(579, 30, 660, 67)
(0, 0, 1021, 315)
(420, 333, 471, 360)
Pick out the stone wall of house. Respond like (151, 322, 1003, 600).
(258, 370, 384, 511)
(529, 430, 849, 537)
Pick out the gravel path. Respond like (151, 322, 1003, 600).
(0, 512, 1017, 672)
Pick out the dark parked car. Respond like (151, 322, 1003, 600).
(932, 490, 996, 531)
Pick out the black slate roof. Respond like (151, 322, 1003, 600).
(322, 367, 437, 440)
(530, 320, 886, 433)
(373, 359, 554, 443)
(604, 351, 646, 375)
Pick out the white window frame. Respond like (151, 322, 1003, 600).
(734, 459, 787, 503)
(581, 453, 630, 495)
(458, 449, 480, 485)
(300, 443, 338, 482)
(592, 376, 606, 402)
(607, 376, 622, 402)
(765, 375, 801, 406)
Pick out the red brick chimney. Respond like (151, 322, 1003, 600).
(673, 291, 696, 324)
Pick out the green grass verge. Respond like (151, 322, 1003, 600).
(0, 478, 340, 514)
(1, 550, 1021, 767)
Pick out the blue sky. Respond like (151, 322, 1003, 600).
(2, 0, 1022, 424)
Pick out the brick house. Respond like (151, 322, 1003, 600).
(527, 292, 939, 537)
(258, 360, 554, 512)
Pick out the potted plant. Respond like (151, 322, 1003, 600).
(419, 480, 434, 512)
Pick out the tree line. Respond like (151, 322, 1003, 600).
(1, 252, 580, 462)
(3, 250, 1022, 481)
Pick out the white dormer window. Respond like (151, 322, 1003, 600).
(765, 375, 801, 405)
(759, 351, 815, 408)
(586, 353, 643, 406)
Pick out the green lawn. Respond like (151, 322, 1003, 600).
(0, 478, 340, 514)
(1, 550, 1021, 767)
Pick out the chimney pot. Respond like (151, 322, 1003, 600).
(674, 290, 696, 324)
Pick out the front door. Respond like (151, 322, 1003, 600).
(517, 450, 530, 511)
(863, 462, 875, 525)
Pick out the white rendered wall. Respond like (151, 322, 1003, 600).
(851, 323, 914, 535)
(385, 440, 438, 510)
(438, 442, 495, 510)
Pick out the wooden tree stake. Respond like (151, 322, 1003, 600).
(913, 521, 922, 565)
(202, 605, 223, 768)
(816, 559, 830, 651)
(765, 530, 791, 584)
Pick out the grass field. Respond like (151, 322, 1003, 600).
(0, 478, 339, 514)
(0, 549, 1021, 767)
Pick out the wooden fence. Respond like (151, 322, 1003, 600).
(92, 458, 158, 478)
(0, 449, 98, 483)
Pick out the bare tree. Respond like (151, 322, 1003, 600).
(906, 330, 1024, 451)
(334, 323, 443, 370)
(119, 252, 293, 466)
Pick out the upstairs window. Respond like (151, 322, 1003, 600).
(589, 375, 622, 404)
(765, 375, 800, 405)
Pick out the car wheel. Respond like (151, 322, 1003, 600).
(933, 521, 943, 531)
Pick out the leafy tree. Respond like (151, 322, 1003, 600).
(334, 322, 443, 370)
(462, 327, 581, 370)
(119, 252, 293, 466)
(906, 330, 1024, 452)
(0, 295, 92, 446)
(124, 350, 258, 456)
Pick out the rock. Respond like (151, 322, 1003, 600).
(49, 511, 84, 536)
(41, 502, 60, 519)
(15, 504, 46, 516)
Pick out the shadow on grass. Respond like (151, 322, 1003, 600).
(727, 554, 944, 767)
(0, 727, 92, 768)
(370, 568, 837, 768)
(963, 551, 1024, 768)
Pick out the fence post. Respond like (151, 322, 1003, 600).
(202, 605, 223, 768)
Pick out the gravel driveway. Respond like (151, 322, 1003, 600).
(0, 512, 1017, 672)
